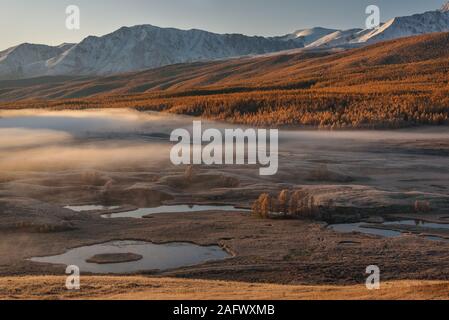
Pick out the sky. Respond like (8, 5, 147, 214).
(0, 0, 446, 51)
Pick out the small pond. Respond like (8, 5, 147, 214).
(65, 205, 120, 212)
(329, 223, 402, 238)
(383, 220, 449, 230)
(329, 220, 449, 243)
(101, 205, 250, 219)
(30, 240, 230, 274)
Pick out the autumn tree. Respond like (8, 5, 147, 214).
(260, 194, 272, 219)
(278, 190, 290, 216)
(252, 193, 272, 219)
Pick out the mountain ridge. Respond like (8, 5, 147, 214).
(2, 31, 449, 129)
(1, 3, 449, 80)
(0, 25, 303, 80)
(1, 31, 449, 102)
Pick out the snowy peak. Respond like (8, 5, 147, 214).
(2, 3, 449, 80)
(307, 3, 449, 48)
(358, 9, 449, 44)
(53, 24, 302, 76)
(0, 25, 303, 79)
(0, 43, 68, 79)
(0, 43, 61, 62)
(307, 29, 365, 48)
(290, 27, 338, 45)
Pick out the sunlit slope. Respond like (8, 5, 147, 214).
(2, 32, 449, 128)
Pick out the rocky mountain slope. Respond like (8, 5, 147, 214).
(0, 25, 302, 80)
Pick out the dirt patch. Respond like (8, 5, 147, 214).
(86, 253, 143, 264)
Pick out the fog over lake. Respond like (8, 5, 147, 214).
(1, 108, 449, 195)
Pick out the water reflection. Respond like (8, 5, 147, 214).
(330, 220, 449, 243)
(65, 205, 121, 212)
(329, 223, 402, 238)
(383, 220, 449, 230)
(30, 240, 230, 274)
(101, 205, 250, 219)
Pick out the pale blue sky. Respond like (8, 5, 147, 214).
(0, 0, 445, 50)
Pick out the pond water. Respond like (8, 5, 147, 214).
(101, 205, 250, 219)
(330, 220, 449, 242)
(383, 220, 449, 230)
(30, 240, 230, 274)
(329, 223, 402, 238)
(65, 205, 121, 212)
(425, 236, 449, 242)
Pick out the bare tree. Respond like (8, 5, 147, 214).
(184, 165, 194, 182)
(414, 200, 431, 213)
(309, 196, 317, 217)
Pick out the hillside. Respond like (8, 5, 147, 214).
(1, 32, 449, 129)
(2, 3, 449, 80)
(0, 25, 303, 80)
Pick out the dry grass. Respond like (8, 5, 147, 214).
(1, 276, 448, 300)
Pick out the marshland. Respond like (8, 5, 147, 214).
(1, 108, 449, 296)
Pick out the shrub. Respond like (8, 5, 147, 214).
(252, 189, 335, 220)
(414, 200, 431, 213)
(252, 193, 273, 219)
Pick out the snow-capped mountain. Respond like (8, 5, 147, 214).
(1, 2, 449, 80)
(0, 25, 302, 80)
(0, 43, 73, 79)
(354, 8, 449, 44)
(306, 2, 449, 48)
(306, 29, 366, 48)
(280, 27, 337, 45)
